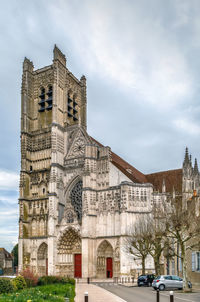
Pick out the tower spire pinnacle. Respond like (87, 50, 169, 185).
(194, 158, 199, 175)
(183, 147, 189, 165)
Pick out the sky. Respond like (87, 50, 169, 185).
(1, 0, 200, 251)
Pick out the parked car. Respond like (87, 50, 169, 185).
(152, 275, 192, 290)
(137, 274, 155, 287)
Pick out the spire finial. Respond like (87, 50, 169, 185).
(194, 158, 199, 175)
(183, 147, 189, 165)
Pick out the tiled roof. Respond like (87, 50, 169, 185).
(90, 136, 182, 192)
(111, 152, 148, 183)
(90, 136, 147, 183)
(0, 248, 13, 259)
(146, 169, 182, 193)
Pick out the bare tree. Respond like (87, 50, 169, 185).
(166, 196, 200, 291)
(148, 203, 168, 275)
(123, 215, 152, 274)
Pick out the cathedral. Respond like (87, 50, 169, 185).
(18, 46, 199, 280)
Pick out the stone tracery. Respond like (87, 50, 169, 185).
(70, 181, 83, 221)
(57, 228, 81, 254)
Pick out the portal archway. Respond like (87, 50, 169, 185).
(57, 228, 81, 277)
(97, 240, 113, 278)
(37, 242, 48, 276)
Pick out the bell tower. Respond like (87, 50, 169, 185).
(18, 45, 87, 274)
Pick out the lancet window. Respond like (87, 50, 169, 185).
(67, 93, 78, 121)
(70, 181, 83, 221)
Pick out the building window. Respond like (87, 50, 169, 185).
(192, 252, 200, 271)
(46, 85, 53, 111)
(197, 252, 200, 271)
(171, 260, 175, 275)
(38, 87, 45, 112)
(70, 180, 82, 221)
(67, 93, 78, 121)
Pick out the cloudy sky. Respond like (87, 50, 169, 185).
(1, 0, 200, 251)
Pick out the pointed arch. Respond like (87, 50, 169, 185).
(97, 240, 114, 278)
(31, 219, 37, 237)
(57, 227, 81, 255)
(37, 242, 48, 276)
(57, 227, 82, 277)
(64, 176, 83, 222)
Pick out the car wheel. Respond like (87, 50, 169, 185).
(159, 284, 165, 291)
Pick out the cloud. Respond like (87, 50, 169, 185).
(0, 198, 18, 251)
(1, 0, 200, 248)
(174, 118, 200, 135)
(0, 170, 19, 190)
(47, 0, 194, 110)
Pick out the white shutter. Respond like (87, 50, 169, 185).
(192, 252, 196, 272)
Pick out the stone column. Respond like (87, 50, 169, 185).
(82, 238, 89, 278)
(18, 238, 23, 272)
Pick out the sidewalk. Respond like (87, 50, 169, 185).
(75, 283, 127, 302)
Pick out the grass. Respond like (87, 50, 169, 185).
(0, 283, 75, 302)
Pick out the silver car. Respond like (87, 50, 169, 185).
(152, 275, 191, 291)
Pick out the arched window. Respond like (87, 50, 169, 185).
(46, 85, 53, 111)
(32, 219, 37, 236)
(40, 219, 45, 236)
(70, 181, 83, 221)
(38, 87, 45, 112)
(67, 93, 78, 122)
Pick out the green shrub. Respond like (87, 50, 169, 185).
(0, 283, 75, 301)
(12, 275, 27, 290)
(37, 275, 75, 286)
(0, 278, 14, 294)
(38, 275, 61, 285)
(66, 277, 75, 286)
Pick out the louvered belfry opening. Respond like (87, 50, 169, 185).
(46, 85, 53, 111)
(38, 86, 53, 112)
(67, 93, 78, 121)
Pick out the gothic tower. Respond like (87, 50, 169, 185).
(18, 46, 87, 274)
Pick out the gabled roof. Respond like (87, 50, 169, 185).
(90, 136, 183, 192)
(90, 136, 147, 184)
(146, 169, 182, 193)
(111, 152, 148, 183)
(0, 248, 13, 259)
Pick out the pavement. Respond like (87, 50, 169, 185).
(75, 279, 200, 302)
(75, 283, 126, 302)
(96, 283, 200, 302)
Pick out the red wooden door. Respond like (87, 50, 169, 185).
(74, 254, 82, 278)
(106, 257, 113, 278)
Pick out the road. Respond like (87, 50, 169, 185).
(93, 283, 200, 302)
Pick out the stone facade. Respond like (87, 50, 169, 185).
(18, 46, 199, 282)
